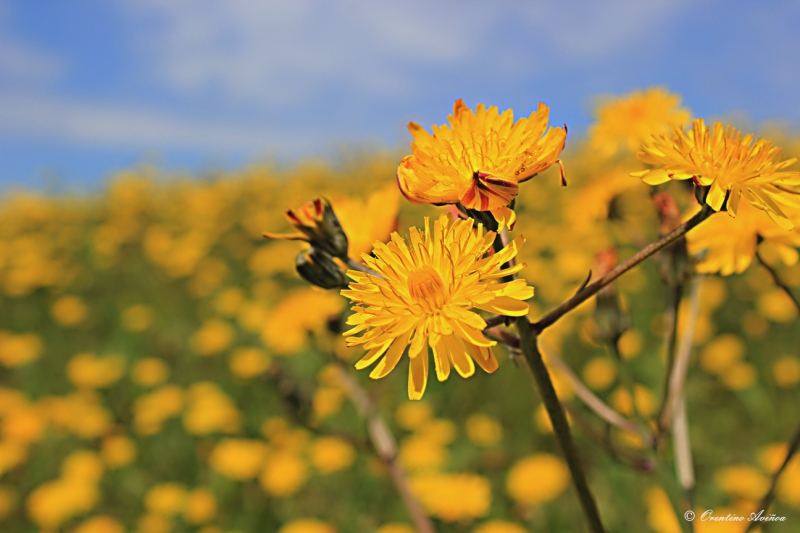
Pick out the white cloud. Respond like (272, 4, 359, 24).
(122, 0, 691, 108)
(0, 93, 313, 152)
(0, 3, 64, 85)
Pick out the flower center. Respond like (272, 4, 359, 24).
(407, 266, 447, 312)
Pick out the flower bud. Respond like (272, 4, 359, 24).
(295, 248, 347, 289)
(264, 197, 349, 259)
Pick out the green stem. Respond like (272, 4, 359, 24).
(531, 205, 714, 334)
(516, 316, 606, 533)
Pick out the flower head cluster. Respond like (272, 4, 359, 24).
(397, 99, 566, 230)
(634, 119, 800, 228)
(341, 214, 533, 400)
(589, 87, 691, 157)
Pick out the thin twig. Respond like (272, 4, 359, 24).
(531, 206, 714, 335)
(516, 318, 606, 533)
(658, 283, 684, 423)
(336, 368, 436, 533)
(539, 340, 641, 436)
(657, 276, 704, 440)
(756, 249, 800, 315)
(744, 423, 800, 533)
(672, 395, 695, 533)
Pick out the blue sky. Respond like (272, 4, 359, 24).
(1, 0, 799, 191)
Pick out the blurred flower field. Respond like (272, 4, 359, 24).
(1, 88, 800, 533)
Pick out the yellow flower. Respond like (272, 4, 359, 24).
(472, 520, 528, 533)
(715, 464, 770, 500)
(395, 402, 433, 430)
(0, 331, 43, 367)
(398, 435, 448, 472)
(634, 119, 800, 228)
(1, 404, 47, 444)
(191, 319, 234, 356)
(278, 518, 336, 533)
(229, 347, 271, 379)
(773, 355, 800, 388)
(132, 385, 184, 435)
(183, 488, 217, 525)
(333, 184, 400, 259)
(101, 434, 137, 468)
(465, 413, 503, 447)
(137, 513, 172, 533)
(310, 437, 356, 475)
(44, 391, 113, 439)
(73, 515, 125, 533)
(582, 357, 617, 391)
(182, 382, 240, 435)
(687, 200, 800, 275)
(0, 440, 27, 476)
(67, 353, 126, 389)
(262, 288, 344, 355)
(589, 87, 691, 157)
(51, 295, 88, 327)
(643, 487, 682, 533)
(144, 483, 187, 516)
(259, 452, 309, 497)
(131, 358, 170, 387)
(506, 453, 569, 505)
(397, 99, 566, 229)
(208, 439, 270, 481)
(342, 215, 533, 400)
(409, 472, 491, 522)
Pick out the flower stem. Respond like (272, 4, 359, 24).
(336, 367, 436, 533)
(515, 316, 606, 533)
(744, 422, 800, 533)
(531, 205, 714, 334)
(756, 249, 800, 315)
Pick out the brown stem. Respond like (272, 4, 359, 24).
(531, 205, 714, 334)
(744, 423, 800, 533)
(336, 368, 436, 533)
(516, 317, 606, 533)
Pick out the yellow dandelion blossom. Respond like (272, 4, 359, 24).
(309, 436, 355, 475)
(101, 434, 137, 468)
(409, 472, 491, 522)
(183, 488, 217, 525)
(208, 439, 270, 481)
(259, 452, 309, 497)
(333, 183, 400, 259)
(73, 515, 125, 533)
(0, 331, 43, 367)
(66, 353, 126, 389)
(182, 382, 240, 435)
(473, 520, 528, 533)
(131, 357, 170, 387)
(506, 453, 569, 505)
(51, 295, 88, 327)
(397, 99, 566, 229)
(465, 413, 503, 447)
(229, 347, 271, 379)
(715, 464, 770, 501)
(278, 518, 336, 533)
(687, 200, 800, 275)
(144, 483, 187, 516)
(634, 119, 800, 228)
(341, 215, 533, 400)
(589, 87, 691, 157)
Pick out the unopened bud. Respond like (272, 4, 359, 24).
(264, 197, 349, 259)
(296, 248, 347, 289)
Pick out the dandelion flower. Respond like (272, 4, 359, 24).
(634, 119, 800, 228)
(397, 99, 566, 230)
(341, 214, 533, 400)
(589, 87, 691, 157)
